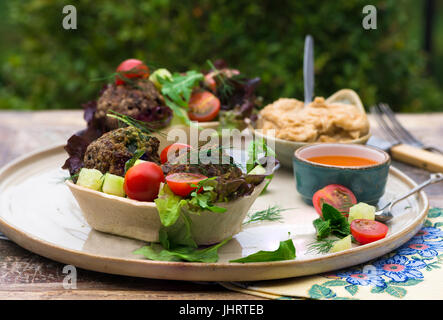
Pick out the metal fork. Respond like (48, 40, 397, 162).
(370, 103, 443, 155)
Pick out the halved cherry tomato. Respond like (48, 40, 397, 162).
(350, 219, 388, 245)
(165, 172, 208, 197)
(124, 161, 164, 201)
(160, 143, 192, 164)
(312, 184, 357, 217)
(115, 59, 150, 85)
(188, 91, 221, 122)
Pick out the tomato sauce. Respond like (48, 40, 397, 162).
(307, 155, 379, 167)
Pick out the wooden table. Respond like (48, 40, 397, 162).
(0, 110, 442, 300)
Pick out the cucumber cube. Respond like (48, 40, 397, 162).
(102, 173, 126, 197)
(134, 159, 146, 166)
(76, 168, 104, 191)
(248, 165, 267, 175)
(348, 202, 376, 223)
(329, 235, 352, 253)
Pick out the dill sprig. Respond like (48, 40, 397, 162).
(306, 239, 339, 255)
(206, 60, 234, 100)
(243, 205, 288, 225)
(106, 110, 167, 138)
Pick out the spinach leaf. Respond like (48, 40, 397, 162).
(134, 237, 231, 263)
(229, 239, 296, 263)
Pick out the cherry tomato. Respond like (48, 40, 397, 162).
(312, 184, 357, 217)
(204, 74, 217, 92)
(115, 59, 150, 85)
(350, 219, 389, 244)
(204, 69, 240, 92)
(165, 172, 208, 197)
(188, 91, 221, 122)
(124, 162, 164, 201)
(160, 143, 192, 164)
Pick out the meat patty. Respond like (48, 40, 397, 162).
(94, 80, 172, 130)
(83, 126, 160, 176)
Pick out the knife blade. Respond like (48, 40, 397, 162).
(367, 136, 443, 172)
(303, 35, 314, 105)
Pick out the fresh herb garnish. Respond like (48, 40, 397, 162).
(306, 239, 339, 254)
(124, 149, 145, 173)
(313, 203, 350, 240)
(206, 60, 234, 99)
(189, 177, 227, 213)
(106, 110, 167, 137)
(158, 70, 204, 124)
(308, 203, 353, 254)
(229, 239, 296, 263)
(243, 205, 287, 225)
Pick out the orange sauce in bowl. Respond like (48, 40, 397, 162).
(307, 155, 379, 167)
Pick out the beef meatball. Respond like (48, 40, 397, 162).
(161, 146, 243, 178)
(94, 80, 172, 131)
(83, 127, 160, 176)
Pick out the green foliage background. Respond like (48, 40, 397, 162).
(1, 0, 443, 112)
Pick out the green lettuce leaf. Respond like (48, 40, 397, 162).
(134, 237, 231, 263)
(229, 239, 296, 263)
(154, 185, 187, 227)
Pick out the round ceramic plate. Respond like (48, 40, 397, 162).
(0, 145, 428, 281)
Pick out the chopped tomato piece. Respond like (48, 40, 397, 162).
(160, 143, 191, 164)
(165, 172, 208, 197)
(188, 91, 221, 122)
(350, 219, 389, 244)
(312, 184, 357, 217)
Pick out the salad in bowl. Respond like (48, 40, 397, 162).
(64, 113, 278, 257)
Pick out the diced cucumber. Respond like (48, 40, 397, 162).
(134, 159, 146, 166)
(102, 173, 126, 197)
(76, 168, 104, 191)
(348, 202, 376, 223)
(248, 164, 266, 175)
(329, 235, 352, 253)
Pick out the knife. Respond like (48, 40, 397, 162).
(303, 35, 314, 105)
(367, 136, 443, 172)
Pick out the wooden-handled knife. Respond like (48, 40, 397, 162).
(367, 136, 443, 172)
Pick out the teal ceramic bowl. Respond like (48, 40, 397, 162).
(293, 143, 391, 206)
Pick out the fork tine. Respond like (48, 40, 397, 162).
(378, 103, 422, 146)
(370, 105, 401, 143)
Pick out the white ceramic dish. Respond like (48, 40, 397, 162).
(251, 89, 371, 169)
(66, 178, 267, 245)
(0, 145, 428, 281)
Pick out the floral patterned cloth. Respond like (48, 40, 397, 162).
(220, 208, 443, 300)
